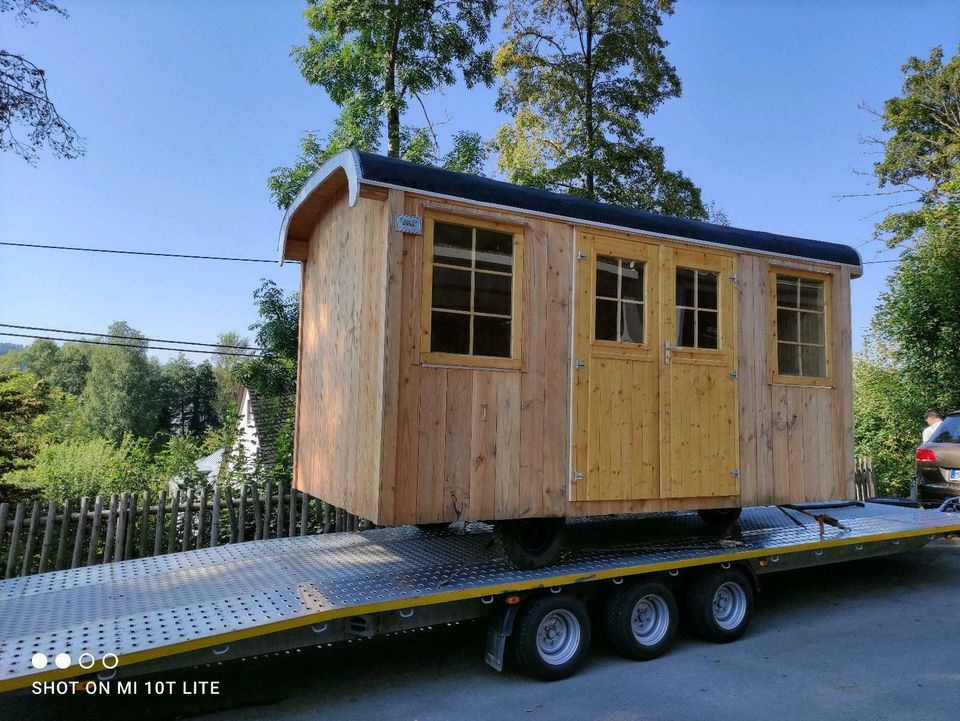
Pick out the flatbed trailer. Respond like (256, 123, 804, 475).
(2, 501, 959, 692)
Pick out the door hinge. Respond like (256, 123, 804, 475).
(729, 370, 738, 379)
(575, 359, 586, 370)
(731, 469, 740, 477)
(728, 274, 738, 283)
(577, 250, 588, 260)
(573, 471, 584, 482)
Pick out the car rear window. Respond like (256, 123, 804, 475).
(930, 415, 960, 444)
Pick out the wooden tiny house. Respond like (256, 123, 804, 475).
(280, 150, 861, 556)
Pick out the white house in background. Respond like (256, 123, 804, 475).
(225, 386, 296, 479)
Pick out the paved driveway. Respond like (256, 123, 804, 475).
(3, 540, 959, 721)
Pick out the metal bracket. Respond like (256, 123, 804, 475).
(664, 341, 672, 365)
(573, 471, 584, 482)
(577, 250, 588, 260)
(575, 359, 585, 370)
(729, 370, 738, 379)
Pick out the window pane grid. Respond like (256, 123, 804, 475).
(775, 275, 826, 378)
(430, 222, 514, 358)
(594, 255, 644, 344)
(675, 267, 719, 349)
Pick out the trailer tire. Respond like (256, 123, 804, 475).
(697, 507, 742, 526)
(684, 567, 753, 643)
(512, 593, 590, 681)
(415, 522, 450, 533)
(604, 580, 677, 660)
(494, 518, 565, 569)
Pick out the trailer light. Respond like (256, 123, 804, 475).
(506, 595, 521, 605)
(758, 558, 768, 568)
(916, 448, 936, 463)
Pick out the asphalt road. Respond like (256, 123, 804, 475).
(3, 539, 959, 721)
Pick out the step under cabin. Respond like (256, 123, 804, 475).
(279, 150, 861, 562)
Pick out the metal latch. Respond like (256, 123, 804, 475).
(575, 359, 585, 370)
(729, 370, 738, 379)
(573, 472, 584, 482)
(732, 469, 740, 477)
(664, 341, 672, 365)
(577, 250, 588, 260)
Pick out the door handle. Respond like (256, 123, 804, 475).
(664, 341, 672, 365)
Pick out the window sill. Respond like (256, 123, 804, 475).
(420, 352, 521, 371)
(770, 374, 833, 388)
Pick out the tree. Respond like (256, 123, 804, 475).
(491, 0, 707, 218)
(857, 45, 959, 248)
(268, 0, 495, 208)
(0, 370, 77, 477)
(212, 331, 253, 419)
(80, 322, 162, 444)
(234, 281, 300, 397)
(0, 0, 84, 164)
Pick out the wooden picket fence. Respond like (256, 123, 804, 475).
(0, 483, 367, 579)
(854, 457, 877, 501)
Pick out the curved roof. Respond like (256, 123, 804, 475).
(280, 149, 862, 271)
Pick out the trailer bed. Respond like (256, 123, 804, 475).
(2, 502, 958, 692)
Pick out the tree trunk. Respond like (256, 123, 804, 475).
(385, 3, 402, 157)
(584, 4, 596, 199)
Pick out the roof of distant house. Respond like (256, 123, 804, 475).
(245, 388, 295, 472)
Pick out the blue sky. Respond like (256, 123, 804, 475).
(1, 0, 957, 362)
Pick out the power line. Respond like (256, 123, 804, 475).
(862, 259, 900, 265)
(0, 332, 260, 358)
(0, 241, 298, 264)
(0, 324, 263, 351)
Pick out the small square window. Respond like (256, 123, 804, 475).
(674, 267, 720, 349)
(594, 255, 645, 344)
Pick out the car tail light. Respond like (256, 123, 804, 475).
(916, 448, 937, 463)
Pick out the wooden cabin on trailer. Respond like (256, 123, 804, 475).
(279, 150, 862, 567)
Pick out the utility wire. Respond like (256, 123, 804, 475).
(0, 241, 298, 264)
(0, 332, 261, 358)
(0, 323, 263, 351)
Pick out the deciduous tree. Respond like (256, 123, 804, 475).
(491, 0, 706, 218)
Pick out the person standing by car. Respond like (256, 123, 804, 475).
(923, 410, 944, 443)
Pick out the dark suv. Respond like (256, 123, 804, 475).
(916, 411, 960, 502)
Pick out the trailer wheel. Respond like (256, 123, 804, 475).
(603, 580, 677, 660)
(512, 593, 590, 681)
(415, 522, 450, 533)
(697, 507, 742, 526)
(494, 518, 565, 569)
(684, 567, 753, 643)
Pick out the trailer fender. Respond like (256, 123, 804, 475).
(485, 598, 522, 671)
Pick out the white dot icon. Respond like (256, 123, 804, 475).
(31, 653, 48, 670)
(78, 653, 95, 670)
(54, 653, 71, 669)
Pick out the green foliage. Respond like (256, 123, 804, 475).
(867, 45, 960, 247)
(234, 280, 300, 396)
(158, 356, 220, 438)
(5, 435, 162, 499)
(854, 202, 960, 494)
(491, 0, 707, 218)
(268, 0, 496, 208)
(212, 331, 252, 420)
(80, 322, 162, 444)
(0, 371, 78, 477)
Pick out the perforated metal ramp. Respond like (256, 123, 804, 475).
(2, 503, 958, 692)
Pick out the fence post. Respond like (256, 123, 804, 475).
(114, 493, 128, 562)
(166, 488, 180, 554)
(276, 483, 285, 539)
(210, 486, 220, 548)
(102, 494, 118, 564)
(153, 490, 166, 557)
(21, 500, 42, 577)
(124, 492, 137, 561)
(54, 498, 72, 571)
(263, 482, 272, 540)
(5, 503, 24, 579)
(252, 484, 262, 540)
(72, 497, 88, 569)
(196, 487, 207, 550)
(300, 492, 309, 537)
(0, 502, 8, 567)
(182, 488, 194, 552)
(237, 485, 246, 543)
(87, 496, 103, 566)
(288, 489, 296, 538)
(138, 491, 150, 558)
(224, 486, 236, 545)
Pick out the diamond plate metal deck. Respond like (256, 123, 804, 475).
(1, 503, 958, 692)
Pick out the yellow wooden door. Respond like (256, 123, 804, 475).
(572, 234, 661, 502)
(660, 247, 739, 498)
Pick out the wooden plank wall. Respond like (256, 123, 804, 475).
(294, 189, 389, 522)
(736, 256, 853, 504)
(384, 193, 573, 524)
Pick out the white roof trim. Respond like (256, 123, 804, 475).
(277, 149, 362, 264)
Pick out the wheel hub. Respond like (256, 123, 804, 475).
(535, 609, 581, 665)
(712, 581, 747, 630)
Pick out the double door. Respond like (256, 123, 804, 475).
(571, 234, 739, 502)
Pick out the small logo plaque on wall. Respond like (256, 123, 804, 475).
(394, 214, 423, 235)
